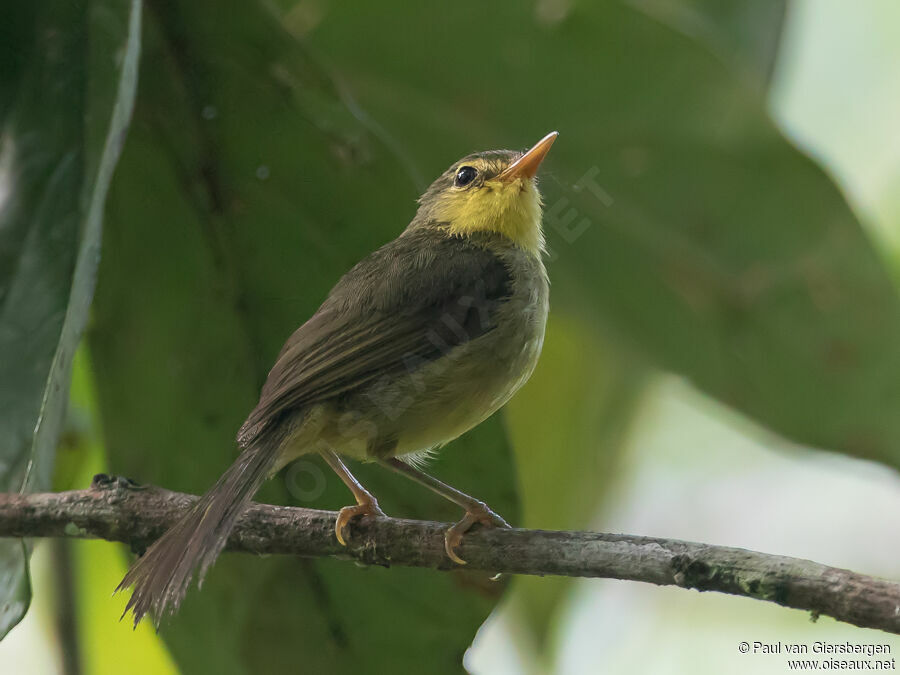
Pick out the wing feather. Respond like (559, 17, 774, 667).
(238, 232, 511, 446)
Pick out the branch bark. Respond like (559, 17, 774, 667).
(1, 475, 898, 635)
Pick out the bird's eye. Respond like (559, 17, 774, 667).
(455, 166, 478, 187)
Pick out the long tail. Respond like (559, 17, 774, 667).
(117, 439, 280, 627)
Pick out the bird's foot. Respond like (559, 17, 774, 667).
(334, 499, 386, 546)
(444, 503, 510, 565)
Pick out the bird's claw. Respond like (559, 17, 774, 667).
(444, 504, 510, 565)
(334, 500, 386, 546)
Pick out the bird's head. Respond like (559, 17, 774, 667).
(412, 132, 558, 256)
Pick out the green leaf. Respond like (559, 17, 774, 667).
(304, 0, 900, 468)
(0, 540, 30, 638)
(89, 2, 516, 672)
(0, 0, 141, 639)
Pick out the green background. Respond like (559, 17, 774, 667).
(1, 0, 899, 673)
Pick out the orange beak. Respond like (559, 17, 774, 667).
(498, 131, 559, 182)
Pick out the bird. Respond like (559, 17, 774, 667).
(117, 131, 558, 626)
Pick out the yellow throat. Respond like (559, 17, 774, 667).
(435, 172, 545, 256)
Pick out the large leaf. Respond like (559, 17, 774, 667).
(303, 0, 900, 468)
(0, 0, 141, 638)
(89, 2, 516, 673)
(494, 1, 786, 655)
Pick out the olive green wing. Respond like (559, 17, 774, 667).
(237, 232, 511, 446)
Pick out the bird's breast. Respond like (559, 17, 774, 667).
(382, 250, 549, 457)
(282, 245, 550, 464)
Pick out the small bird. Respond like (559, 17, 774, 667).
(118, 131, 557, 625)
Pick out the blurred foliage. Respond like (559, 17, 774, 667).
(303, 0, 900, 468)
(628, 0, 786, 87)
(3, 0, 900, 672)
(0, 0, 141, 639)
(505, 318, 647, 655)
(56, 351, 178, 675)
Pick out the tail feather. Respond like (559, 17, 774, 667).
(117, 440, 280, 627)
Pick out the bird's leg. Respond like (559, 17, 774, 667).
(378, 458, 509, 565)
(320, 449, 385, 546)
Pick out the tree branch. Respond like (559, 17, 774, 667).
(1, 475, 898, 635)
